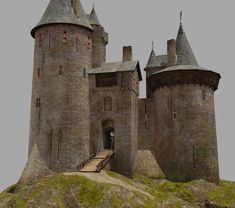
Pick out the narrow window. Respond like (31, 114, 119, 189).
(59, 65, 63, 75)
(83, 68, 86, 78)
(48, 130, 53, 161)
(76, 34, 79, 52)
(202, 90, 206, 101)
(39, 33, 42, 47)
(37, 68, 40, 78)
(57, 130, 63, 161)
(87, 36, 91, 49)
(63, 31, 67, 44)
(36, 98, 41, 108)
(173, 109, 176, 120)
(48, 34, 51, 49)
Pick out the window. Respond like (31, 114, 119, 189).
(63, 31, 67, 44)
(37, 68, 40, 78)
(83, 68, 86, 78)
(173, 109, 176, 120)
(104, 97, 112, 111)
(48, 34, 51, 49)
(48, 130, 53, 161)
(96, 73, 118, 87)
(39, 33, 42, 47)
(57, 130, 63, 161)
(87, 36, 91, 49)
(202, 90, 206, 101)
(76, 34, 79, 52)
(59, 65, 63, 75)
(36, 98, 41, 108)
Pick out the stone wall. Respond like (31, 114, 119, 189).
(138, 98, 156, 154)
(29, 24, 92, 172)
(154, 84, 219, 183)
(89, 70, 139, 177)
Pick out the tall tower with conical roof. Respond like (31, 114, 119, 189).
(28, 0, 94, 172)
(148, 15, 220, 183)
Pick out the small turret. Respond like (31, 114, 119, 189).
(90, 4, 101, 26)
(89, 4, 108, 68)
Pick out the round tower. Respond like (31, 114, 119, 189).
(89, 5, 108, 68)
(149, 22, 221, 184)
(29, 0, 93, 172)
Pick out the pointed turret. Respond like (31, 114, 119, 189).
(90, 4, 101, 26)
(176, 14, 198, 66)
(146, 49, 157, 68)
(31, 0, 92, 37)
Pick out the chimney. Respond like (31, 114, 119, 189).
(167, 39, 176, 66)
(123, 46, 132, 62)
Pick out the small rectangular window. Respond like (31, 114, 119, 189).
(59, 65, 63, 75)
(83, 68, 86, 78)
(87, 36, 91, 49)
(36, 98, 41, 108)
(202, 90, 206, 101)
(173, 109, 176, 120)
(37, 68, 40, 78)
(63, 31, 67, 44)
(76, 34, 79, 52)
(48, 34, 51, 49)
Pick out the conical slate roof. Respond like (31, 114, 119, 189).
(31, 0, 93, 38)
(176, 24, 199, 66)
(146, 49, 156, 68)
(90, 6, 101, 25)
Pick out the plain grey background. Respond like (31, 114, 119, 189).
(0, 0, 234, 192)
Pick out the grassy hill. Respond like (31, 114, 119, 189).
(0, 171, 235, 208)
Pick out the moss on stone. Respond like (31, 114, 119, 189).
(1, 172, 235, 208)
(209, 180, 235, 207)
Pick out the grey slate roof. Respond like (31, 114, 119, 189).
(153, 65, 212, 75)
(31, 0, 93, 37)
(90, 7, 101, 25)
(89, 61, 142, 80)
(176, 24, 199, 66)
(146, 50, 167, 68)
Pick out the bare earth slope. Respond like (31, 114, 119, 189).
(0, 171, 235, 208)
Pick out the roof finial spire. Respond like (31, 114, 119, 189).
(92, 2, 95, 10)
(180, 10, 183, 25)
(152, 41, 154, 51)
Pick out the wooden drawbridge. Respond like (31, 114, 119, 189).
(78, 150, 114, 173)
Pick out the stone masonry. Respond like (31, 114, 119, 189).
(22, 0, 221, 184)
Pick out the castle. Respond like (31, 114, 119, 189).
(21, 0, 221, 184)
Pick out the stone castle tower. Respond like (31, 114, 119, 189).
(21, 0, 221, 184)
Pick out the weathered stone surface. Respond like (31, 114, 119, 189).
(133, 150, 165, 179)
(19, 144, 52, 184)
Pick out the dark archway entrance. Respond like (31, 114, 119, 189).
(102, 119, 115, 150)
(104, 128, 114, 150)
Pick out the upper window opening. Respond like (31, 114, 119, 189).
(76, 34, 79, 52)
(63, 31, 67, 44)
(36, 98, 41, 108)
(173, 109, 176, 120)
(59, 65, 63, 75)
(202, 90, 206, 101)
(83, 68, 86, 78)
(37, 68, 40, 78)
